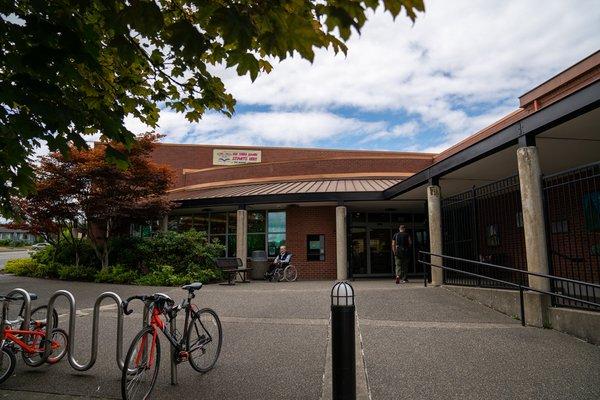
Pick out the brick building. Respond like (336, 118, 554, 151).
(154, 51, 600, 304)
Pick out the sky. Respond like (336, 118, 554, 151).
(124, 0, 600, 153)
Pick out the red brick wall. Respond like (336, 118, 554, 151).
(181, 157, 430, 187)
(150, 143, 433, 188)
(285, 206, 337, 280)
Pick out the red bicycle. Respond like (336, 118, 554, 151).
(121, 283, 222, 400)
(0, 294, 68, 383)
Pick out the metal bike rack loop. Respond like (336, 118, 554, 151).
(42, 290, 126, 371)
(0, 288, 32, 342)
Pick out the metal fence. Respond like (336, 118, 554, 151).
(441, 175, 527, 288)
(543, 161, 600, 310)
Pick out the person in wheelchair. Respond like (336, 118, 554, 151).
(265, 245, 292, 281)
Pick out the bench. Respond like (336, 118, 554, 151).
(215, 257, 253, 285)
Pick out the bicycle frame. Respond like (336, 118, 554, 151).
(144, 294, 212, 361)
(3, 326, 60, 354)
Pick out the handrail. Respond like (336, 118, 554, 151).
(420, 251, 600, 289)
(418, 251, 600, 326)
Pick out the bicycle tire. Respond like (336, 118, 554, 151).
(284, 265, 298, 282)
(22, 328, 68, 367)
(121, 326, 161, 400)
(187, 308, 222, 373)
(46, 328, 68, 364)
(30, 305, 59, 330)
(0, 347, 16, 384)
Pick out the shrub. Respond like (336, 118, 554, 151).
(0, 239, 29, 247)
(95, 264, 140, 284)
(57, 264, 96, 281)
(135, 230, 224, 274)
(32, 240, 98, 268)
(4, 258, 39, 276)
(135, 265, 189, 286)
(33, 262, 61, 279)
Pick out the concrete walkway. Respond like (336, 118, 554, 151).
(0, 275, 598, 399)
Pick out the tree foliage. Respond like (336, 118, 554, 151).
(0, 0, 424, 212)
(13, 134, 174, 268)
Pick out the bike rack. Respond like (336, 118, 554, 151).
(2, 287, 179, 384)
(42, 290, 126, 371)
(0, 288, 33, 342)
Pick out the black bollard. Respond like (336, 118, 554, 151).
(331, 282, 356, 400)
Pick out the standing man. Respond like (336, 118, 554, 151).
(392, 225, 412, 284)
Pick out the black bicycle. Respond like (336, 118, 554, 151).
(120, 283, 222, 400)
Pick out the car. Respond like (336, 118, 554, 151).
(28, 242, 50, 254)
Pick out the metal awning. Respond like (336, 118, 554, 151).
(169, 178, 400, 206)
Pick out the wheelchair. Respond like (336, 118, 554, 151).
(267, 255, 298, 282)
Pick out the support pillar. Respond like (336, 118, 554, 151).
(160, 215, 168, 232)
(236, 209, 248, 268)
(427, 184, 444, 286)
(335, 206, 348, 281)
(517, 145, 551, 327)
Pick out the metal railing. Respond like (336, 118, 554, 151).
(542, 160, 600, 309)
(441, 175, 527, 288)
(418, 251, 600, 326)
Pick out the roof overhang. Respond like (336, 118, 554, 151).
(384, 79, 600, 199)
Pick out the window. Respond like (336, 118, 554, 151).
(307, 234, 325, 261)
(267, 211, 286, 256)
(248, 211, 266, 233)
(210, 213, 227, 235)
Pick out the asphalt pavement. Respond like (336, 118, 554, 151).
(0, 275, 598, 399)
(0, 250, 29, 269)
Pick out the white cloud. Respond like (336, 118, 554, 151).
(207, 0, 600, 150)
(126, 110, 417, 148)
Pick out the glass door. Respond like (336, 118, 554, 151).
(350, 227, 367, 275)
(369, 228, 393, 274)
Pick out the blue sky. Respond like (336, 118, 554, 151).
(125, 0, 600, 154)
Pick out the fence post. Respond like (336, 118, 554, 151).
(331, 282, 355, 400)
(519, 286, 526, 326)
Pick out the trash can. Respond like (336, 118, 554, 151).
(250, 250, 269, 280)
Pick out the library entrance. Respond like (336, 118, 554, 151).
(349, 211, 428, 278)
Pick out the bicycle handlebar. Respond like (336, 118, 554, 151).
(122, 295, 154, 315)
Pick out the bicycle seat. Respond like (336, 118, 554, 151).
(182, 282, 203, 292)
(8, 292, 38, 301)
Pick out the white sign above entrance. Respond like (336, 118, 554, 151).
(213, 149, 262, 165)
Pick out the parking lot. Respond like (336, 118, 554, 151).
(0, 275, 599, 399)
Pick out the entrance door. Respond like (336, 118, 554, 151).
(369, 228, 393, 274)
(349, 227, 367, 275)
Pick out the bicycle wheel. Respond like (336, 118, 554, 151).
(187, 308, 222, 373)
(122, 327, 161, 400)
(22, 328, 67, 367)
(284, 265, 298, 282)
(46, 328, 68, 364)
(0, 347, 16, 384)
(30, 305, 59, 330)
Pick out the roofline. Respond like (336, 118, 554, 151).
(383, 79, 600, 199)
(519, 50, 600, 107)
(154, 141, 438, 157)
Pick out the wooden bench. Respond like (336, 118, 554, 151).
(215, 257, 253, 285)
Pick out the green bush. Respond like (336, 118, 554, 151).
(33, 261, 61, 279)
(135, 265, 187, 286)
(135, 230, 224, 275)
(95, 264, 140, 284)
(4, 258, 39, 276)
(32, 240, 98, 268)
(57, 264, 96, 281)
(0, 239, 29, 247)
